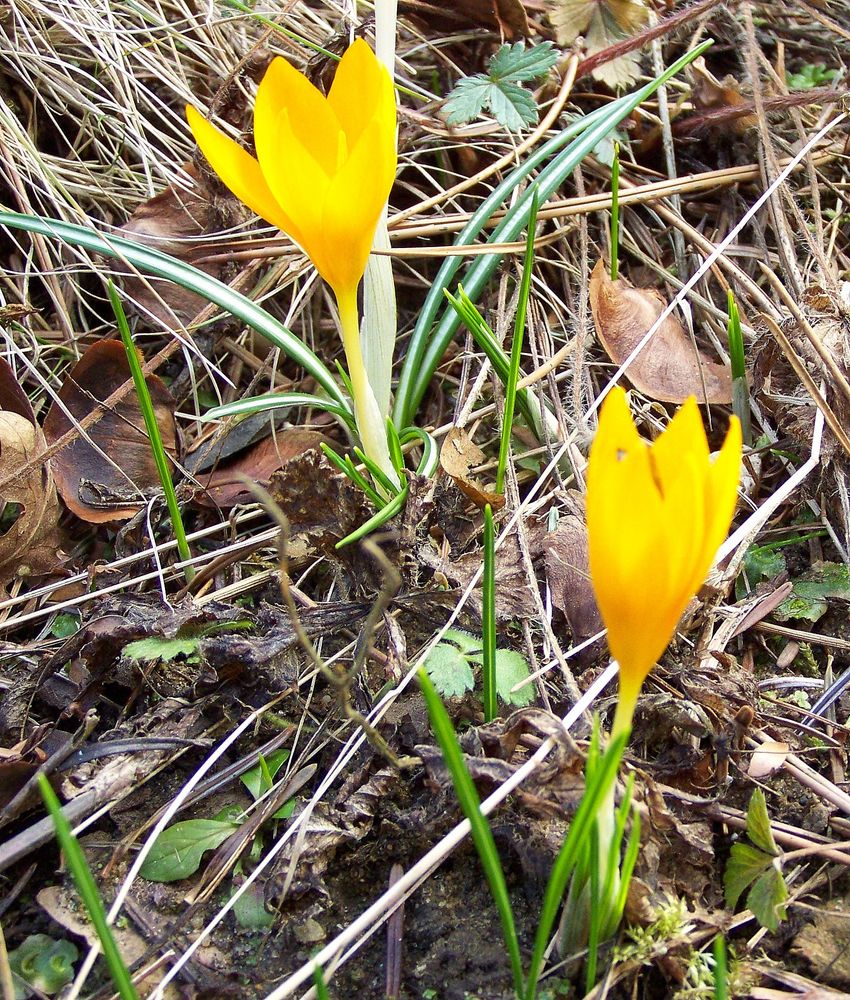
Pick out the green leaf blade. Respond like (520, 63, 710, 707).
(424, 643, 475, 698)
(747, 863, 789, 932)
(495, 650, 534, 706)
(723, 842, 771, 909)
(140, 819, 240, 882)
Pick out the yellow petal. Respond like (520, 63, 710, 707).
(586, 389, 742, 731)
(587, 390, 665, 684)
(703, 415, 742, 560)
(255, 56, 341, 178)
(328, 38, 395, 150)
(649, 396, 709, 497)
(259, 107, 331, 273)
(316, 118, 397, 295)
(185, 105, 294, 234)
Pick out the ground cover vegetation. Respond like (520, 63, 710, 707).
(0, 0, 848, 997)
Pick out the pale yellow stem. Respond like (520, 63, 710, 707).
(335, 287, 401, 491)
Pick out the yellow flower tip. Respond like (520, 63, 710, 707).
(586, 392, 742, 725)
(187, 41, 396, 296)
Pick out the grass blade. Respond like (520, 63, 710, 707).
(525, 729, 628, 999)
(482, 503, 497, 722)
(108, 281, 193, 583)
(713, 936, 728, 1000)
(727, 290, 752, 446)
(497, 188, 539, 494)
(610, 142, 621, 281)
(37, 775, 139, 1000)
(419, 668, 525, 997)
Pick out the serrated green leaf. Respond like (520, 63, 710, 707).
(746, 862, 788, 932)
(488, 81, 538, 130)
(495, 650, 535, 706)
(747, 788, 779, 855)
(123, 635, 201, 663)
(444, 46, 547, 131)
(424, 643, 475, 698)
(240, 749, 291, 801)
(443, 629, 484, 656)
(444, 76, 494, 125)
(724, 841, 771, 909)
(489, 42, 559, 82)
(140, 818, 239, 882)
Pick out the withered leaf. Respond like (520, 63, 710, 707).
(552, 0, 649, 89)
(691, 57, 756, 134)
(0, 355, 36, 422)
(193, 429, 330, 509)
(542, 501, 604, 655)
(400, 0, 528, 40)
(590, 259, 732, 403)
(0, 412, 64, 585)
(44, 340, 178, 523)
(440, 426, 504, 511)
(118, 164, 238, 329)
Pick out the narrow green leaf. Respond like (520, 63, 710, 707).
(37, 775, 139, 1000)
(497, 187, 538, 494)
(395, 41, 713, 428)
(109, 281, 193, 582)
(0, 213, 347, 409)
(418, 668, 525, 996)
(482, 504, 497, 722)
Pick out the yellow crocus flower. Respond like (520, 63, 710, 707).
(186, 38, 399, 486)
(586, 388, 742, 736)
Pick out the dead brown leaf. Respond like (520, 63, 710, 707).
(691, 56, 757, 134)
(400, 0, 528, 40)
(551, 0, 649, 89)
(0, 355, 36, 422)
(589, 259, 732, 403)
(192, 429, 330, 508)
(542, 495, 604, 656)
(44, 340, 178, 523)
(0, 412, 64, 584)
(440, 426, 504, 511)
(118, 164, 238, 328)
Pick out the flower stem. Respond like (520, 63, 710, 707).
(335, 288, 401, 492)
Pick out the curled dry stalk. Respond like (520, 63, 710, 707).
(250, 482, 414, 770)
